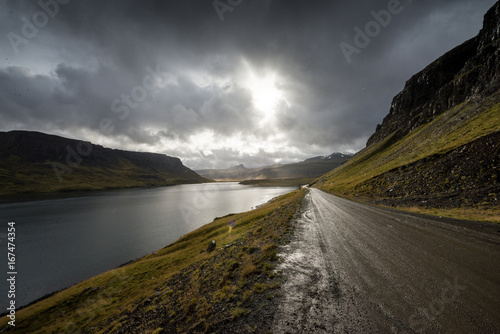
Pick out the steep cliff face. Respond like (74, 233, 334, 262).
(367, 1, 500, 146)
(314, 2, 500, 221)
(0, 130, 207, 194)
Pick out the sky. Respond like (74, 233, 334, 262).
(0, 0, 496, 169)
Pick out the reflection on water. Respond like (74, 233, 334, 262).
(0, 183, 294, 308)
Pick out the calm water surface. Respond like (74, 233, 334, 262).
(0, 183, 294, 308)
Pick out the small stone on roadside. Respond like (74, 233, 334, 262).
(207, 240, 216, 252)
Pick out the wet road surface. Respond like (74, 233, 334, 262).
(273, 188, 500, 333)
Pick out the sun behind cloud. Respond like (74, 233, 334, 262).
(242, 60, 289, 127)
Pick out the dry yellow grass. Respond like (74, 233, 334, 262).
(399, 206, 500, 223)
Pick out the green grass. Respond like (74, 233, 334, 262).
(1, 189, 305, 333)
(0, 160, 209, 195)
(389, 205, 500, 223)
(231, 307, 250, 318)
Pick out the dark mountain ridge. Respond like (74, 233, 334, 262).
(0, 130, 207, 194)
(367, 2, 500, 146)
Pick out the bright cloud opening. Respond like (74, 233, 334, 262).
(242, 61, 289, 127)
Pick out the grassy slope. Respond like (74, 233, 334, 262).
(0, 160, 208, 195)
(1, 190, 304, 333)
(313, 91, 500, 222)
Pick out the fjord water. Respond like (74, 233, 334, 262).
(0, 183, 294, 308)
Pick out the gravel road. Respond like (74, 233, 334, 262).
(272, 188, 500, 333)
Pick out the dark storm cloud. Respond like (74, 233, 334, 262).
(0, 0, 496, 168)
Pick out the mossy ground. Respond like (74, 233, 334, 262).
(0, 162, 207, 195)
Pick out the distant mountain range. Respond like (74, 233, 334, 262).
(0, 130, 208, 194)
(196, 153, 352, 181)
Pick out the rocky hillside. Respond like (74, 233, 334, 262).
(314, 2, 500, 222)
(196, 153, 352, 181)
(0, 130, 208, 194)
(367, 2, 500, 146)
